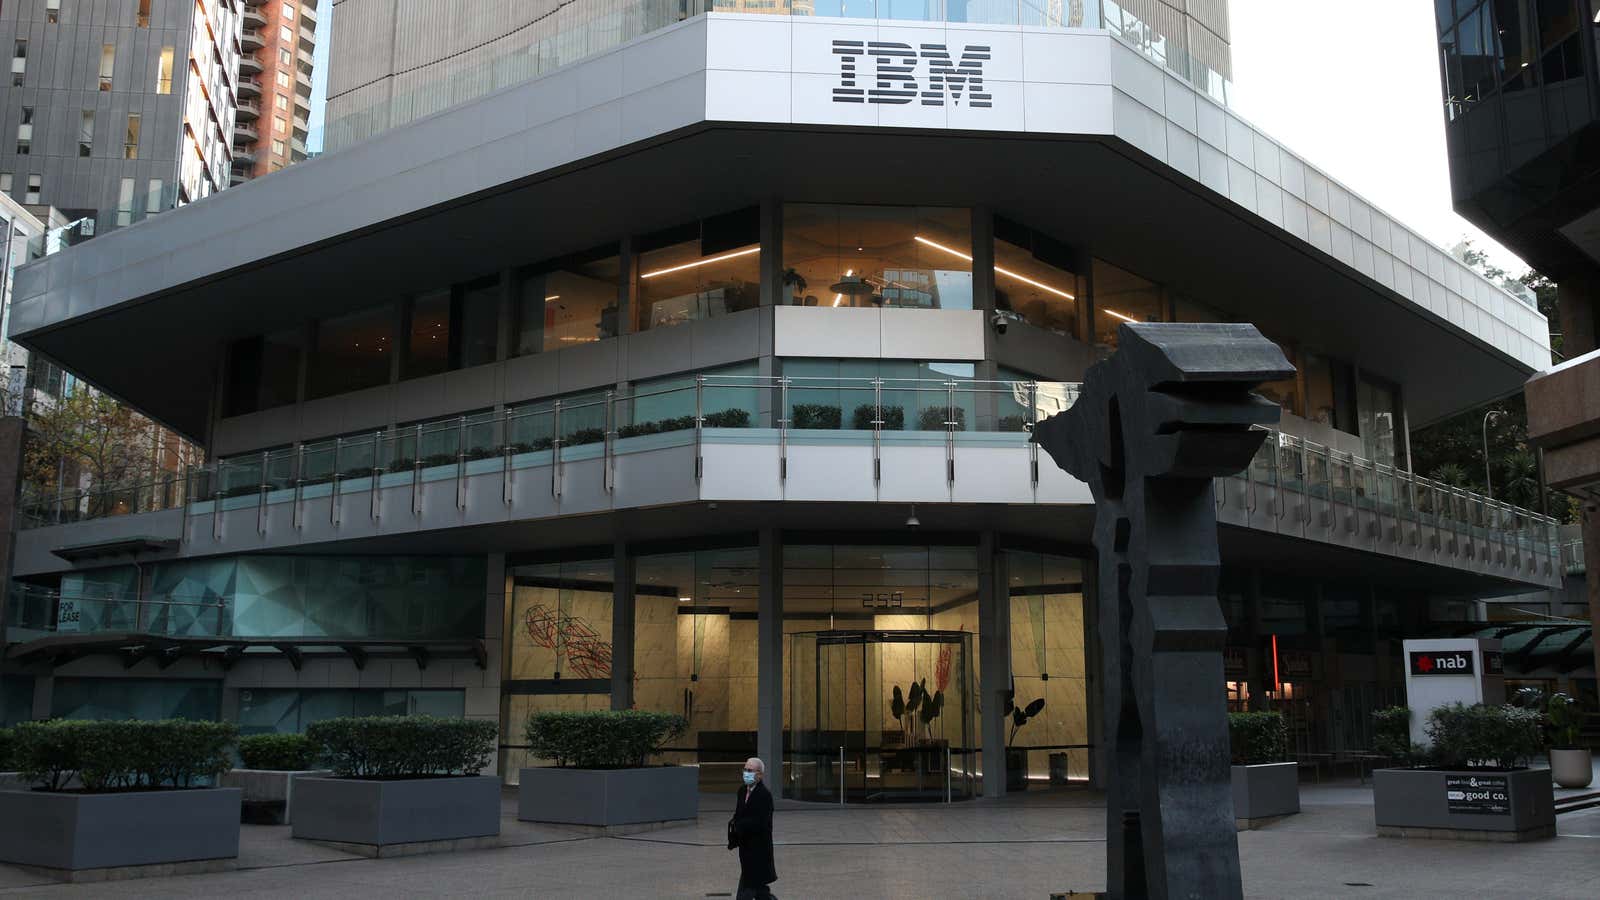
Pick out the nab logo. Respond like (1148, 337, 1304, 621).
(1409, 650, 1474, 676)
(832, 40, 994, 107)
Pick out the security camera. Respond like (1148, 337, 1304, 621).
(991, 311, 1009, 335)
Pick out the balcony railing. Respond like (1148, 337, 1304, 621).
(14, 377, 1562, 579)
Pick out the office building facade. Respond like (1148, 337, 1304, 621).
(0, 8, 1565, 798)
(0, 0, 240, 234)
(231, 0, 315, 183)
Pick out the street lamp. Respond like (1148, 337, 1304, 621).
(1482, 409, 1504, 499)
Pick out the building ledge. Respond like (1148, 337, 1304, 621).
(6, 633, 489, 671)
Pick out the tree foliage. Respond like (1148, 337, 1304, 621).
(22, 389, 161, 496)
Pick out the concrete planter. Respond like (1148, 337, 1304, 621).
(291, 775, 501, 853)
(221, 768, 332, 824)
(0, 787, 241, 876)
(518, 766, 697, 828)
(1549, 749, 1593, 789)
(1374, 767, 1555, 841)
(1231, 762, 1300, 827)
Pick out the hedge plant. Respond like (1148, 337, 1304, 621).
(0, 727, 12, 771)
(917, 406, 968, 431)
(1227, 711, 1287, 765)
(791, 404, 842, 429)
(238, 733, 320, 770)
(1426, 703, 1544, 770)
(525, 710, 687, 769)
(306, 716, 497, 778)
(851, 405, 906, 430)
(12, 719, 237, 792)
(1371, 706, 1416, 762)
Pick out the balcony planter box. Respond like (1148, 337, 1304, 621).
(1231, 762, 1300, 828)
(1549, 749, 1593, 789)
(1373, 767, 1555, 841)
(518, 766, 697, 829)
(0, 787, 241, 878)
(291, 775, 501, 855)
(221, 768, 331, 825)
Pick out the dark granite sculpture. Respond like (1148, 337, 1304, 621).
(1031, 323, 1293, 900)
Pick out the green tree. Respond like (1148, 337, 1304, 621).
(23, 389, 159, 502)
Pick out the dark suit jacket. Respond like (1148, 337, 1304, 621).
(729, 781, 777, 886)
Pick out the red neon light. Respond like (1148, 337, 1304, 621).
(1271, 634, 1281, 695)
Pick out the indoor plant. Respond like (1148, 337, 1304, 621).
(224, 733, 329, 825)
(0, 719, 242, 877)
(292, 716, 501, 853)
(1227, 710, 1298, 825)
(1372, 703, 1555, 841)
(1543, 692, 1591, 789)
(519, 710, 693, 828)
(1004, 690, 1045, 792)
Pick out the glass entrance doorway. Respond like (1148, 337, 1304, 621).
(789, 630, 976, 802)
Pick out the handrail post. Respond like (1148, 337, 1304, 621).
(945, 379, 957, 485)
(604, 390, 615, 493)
(839, 745, 845, 805)
(370, 430, 382, 522)
(1028, 381, 1039, 489)
(694, 375, 705, 482)
(872, 377, 883, 486)
(551, 401, 563, 499)
(412, 423, 423, 516)
(455, 415, 468, 510)
(779, 376, 790, 482)
(502, 407, 514, 505)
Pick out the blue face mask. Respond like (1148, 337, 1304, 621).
(743, 770, 757, 786)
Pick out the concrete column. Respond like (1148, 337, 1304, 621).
(1245, 569, 1268, 711)
(977, 532, 1010, 798)
(1082, 554, 1103, 788)
(611, 540, 635, 710)
(30, 674, 51, 720)
(759, 197, 784, 307)
(757, 528, 784, 793)
(482, 553, 507, 775)
(1557, 276, 1599, 357)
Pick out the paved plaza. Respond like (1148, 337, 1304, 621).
(1, 778, 1599, 899)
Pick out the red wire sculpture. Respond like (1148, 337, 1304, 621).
(523, 604, 612, 679)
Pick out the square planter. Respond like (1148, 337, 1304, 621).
(519, 766, 698, 828)
(1373, 767, 1555, 841)
(222, 768, 331, 825)
(1005, 748, 1029, 792)
(0, 787, 241, 875)
(1231, 762, 1300, 827)
(291, 775, 501, 852)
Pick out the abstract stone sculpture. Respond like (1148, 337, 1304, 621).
(1032, 323, 1293, 900)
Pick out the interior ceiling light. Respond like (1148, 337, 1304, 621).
(832, 269, 854, 306)
(640, 245, 759, 279)
(913, 235, 1075, 300)
(1102, 308, 1138, 324)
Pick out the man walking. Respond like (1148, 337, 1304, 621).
(728, 757, 777, 900)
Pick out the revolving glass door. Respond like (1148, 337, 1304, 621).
(789, 630, 976, 802)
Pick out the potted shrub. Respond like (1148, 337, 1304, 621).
(1372, 703, 1555, 841)
(791, 404, 842, 429)
(1545, 692, 1591, 789)
(223, 733, 330, 825)
(291, 716, 500, 855)
(851, 405, 906, 430)
(1228, 711, 1298, 826)
(519, 710, 693, 829)
(0, 719, 242, 879)
(1003, 691, 1045, 792)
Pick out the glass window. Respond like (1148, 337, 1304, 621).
(515, 247, 621, 354)
(1006, 551, 1089, 784)
(157, 46, 174, 93)
(51, 678, 220, 721)
(225, 328, 303, 417)
(310, 305, 394, 398)
(1172, 295, 1225, 322)
(276, 93, 289, 111)
(115, 177, 135, 227)
(1537, 0, 1579, 47)
(146, 178, 163, 214)
(403, 279, 499, 379)
(637, 208, 760, 331)
(405, 289, 451, 379)
(782, 204, 973, 310)
(124, 113, 140, 159)
(98, 44, 114, 91)
(1256, 340, 1300, 417)
(11, 40, 25, 86)
(276, 70, 291, 88)
(1, 675, 34, 726)
(1090, 259, 1163, 346)
(1302, 350, 1357, 433)
(138, 0, 152, 27)
(783, 358, 981, 431)
(1358, 377, 1401, 465)
(239, 688, 464, 735)
(624, 361, 759, 433)
(78, 109, 94, 157)
(280, 24, 295, 43)
(274, 115, 286, 135)
(24, 174, 40, 204)
(283, 3, 296, 20)
(0, 173, 10, 194)
(458, 278, 501, 368)
(280, 47, 292, 65)
(993, 217, 1079, 336)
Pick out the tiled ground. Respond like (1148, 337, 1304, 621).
(2, 780, 1599, 898)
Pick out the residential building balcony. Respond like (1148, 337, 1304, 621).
(241, 29, 265, 51)
(239, 54, 263, 75)
(237, 75, 261, 97)
(233, 122, 259, 143)
(235, 98, 260, 121)
(229, 168, 253, 187)
(10, 377, 1564, 591)
(242, 7, 266, 28)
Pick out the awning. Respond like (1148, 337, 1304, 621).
(5, 632, 488, 672)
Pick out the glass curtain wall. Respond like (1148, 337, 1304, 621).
(1090, 259, 1163, 346)
(514, 246, 622, 353)
(636, 208, 761, 331)
(503, 557, 615, 777)
(783, 358, 981, 432)
(50, 678, 221, 720)
(310, 305, 395, 399)
(782, 204, 973, 310)
(634, 547, 762, 790)
(1005, 551, 1090, 785)
(238, 688, 465, 735)
(993, 217, 1081, 337)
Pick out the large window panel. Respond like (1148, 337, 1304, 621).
(403, 279, 500, 379)
(1090, 260, 1163, 346)
(782, 204, 973, 310)
(783, 358, 981, 432)
(404, 289, 451, 379)
(51, 678, 220, 721)
(224, 328, 302, 417)
(516, 248, 621, 354)
(993, 218, 1080, 337)
(1006, 551, 1089, 784)
(637, 208, 760, 331)
(311, 305, 394, 399)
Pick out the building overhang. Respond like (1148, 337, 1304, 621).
(1526, 348, 1600, 500)
(50, 535, 180, 562)
(4, 632, 489, 672)
(8, 15, 1550, 440)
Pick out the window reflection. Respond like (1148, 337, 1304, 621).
(1302, 350, 1356, 434)
(225, 328, 302, 417)
(994, 218, 1080, 338)
(782, 204, 973, 310)
(1358, 377, 1401, 466)
(311, 305, 394, 399)
(402, 278, 499, 379)
(515, 248, 620, 353)
(406, 289, 451, 379)
(1090, 259, 1162, 346)
(637, 208, 760, 331)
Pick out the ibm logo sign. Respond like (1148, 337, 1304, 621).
(831, 40, 993, 108)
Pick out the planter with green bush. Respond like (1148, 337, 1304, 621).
(222, 734, 330, 825)
(1543, 693, 1591, 789)
(1003, 691, 1045, 792)
(1372, 703, 1555, 841)
(518, 710, 694, 828)
(0, 719, 242, 878)
(1228, 711, 1298, 826)
(291, 716, 501, 854)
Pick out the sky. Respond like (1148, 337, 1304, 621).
(305, 1, 332, 154)
(1229, 0, 1530, 278)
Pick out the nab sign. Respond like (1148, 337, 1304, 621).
(1409, 649, 1475, 676)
